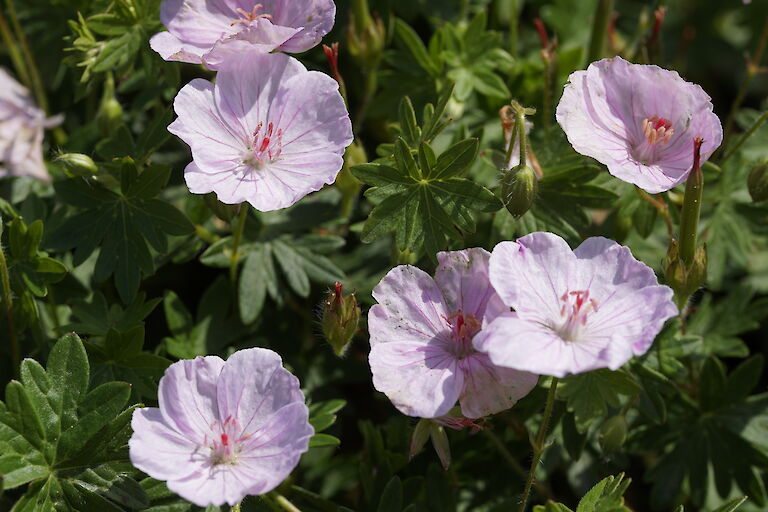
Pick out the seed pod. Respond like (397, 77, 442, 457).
(55, 153, 98, 177)
(500, 164, 538, 218)
(321, 282, 360, 357)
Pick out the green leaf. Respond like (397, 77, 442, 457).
(309, 433, 341, 448)
(576, 473, 631, 512)
(430, 138, 479, 180)
(394, 19, 438, 77)
(557, 370, 641, 431)
(377, 477, 403, 512)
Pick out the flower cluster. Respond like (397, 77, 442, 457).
(156, 0, 351, 212)
(369, 235, 677, 418)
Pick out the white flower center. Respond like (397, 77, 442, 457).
(555, 290, 599, 342)
(443, 310, 481, 359)
(206, 415, 249, 466)
(632, 115, 674, 164)
(243, 121, 283, 168)
(230, 4, 272, 26)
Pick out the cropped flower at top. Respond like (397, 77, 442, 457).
(368, 248, 538, 420)
(150, 0, 336, 69)
(556, 56, 722, 194)
(168, 53, 353, 211)
(129, 348, 314, 507)
(0, 68, 61, 182)
(473, 232, 678, 378)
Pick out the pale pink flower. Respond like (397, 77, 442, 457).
(368, 248, 538, 419)
(150, 0, 335, 69)
(556, 57, 722, 193)
(129, 348, 313, 507)
(474, 233, 678, 378)
(0, 68, 60, 182)
(168, 53, 352, 211)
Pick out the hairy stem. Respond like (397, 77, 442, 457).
(518, 377, 559, 512)
(0, 242, 19, 377)
(483, 429, 552, 501)
(229, 204, 249, 284)
(678, 139, 704, 266)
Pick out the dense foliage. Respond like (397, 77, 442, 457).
(1, 0, 768, 511)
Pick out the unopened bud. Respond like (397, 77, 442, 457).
(321, 282, 360, 356)
(337, 142, 366, 196)
(347, 0, 386, 69)
(97, 97, 123, 135)
(748, 158, 768, 202)
(55, 153, 98, 176)
(598, 415, 628, 454)
(500, 164, 538, 218)
(204, 193, 240, 221)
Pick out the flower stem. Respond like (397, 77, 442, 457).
(587, 0, 614, 63)
(483, 429, 552, 501)
(515, 107, 527, 168)
(637, 188, 674, 240)
(0, 241, 19, 378)
(518, 377, 559, 512)
(722, 18, 768, 149)
(678, 139, 704, 266)
(4, 0, 48, 113)
(229, 204, 249, 284)
(0, 7, 30, 90)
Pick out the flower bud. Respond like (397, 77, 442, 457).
(500, 164, 538, 218)
(347, 0, 386, 69)
(204, 193, 241, 222)
(337, 142, 366, 197)
(321, 282, 360, 356)
(748, 158, 768, 202)
(55, 153, 98, 177)
(598, 415, 628, 454)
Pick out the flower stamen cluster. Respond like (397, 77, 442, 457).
(231, 5, 272, 26)
(556, 290, 599, 342)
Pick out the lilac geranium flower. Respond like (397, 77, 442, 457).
(150, 0, 335, 69)
(168, 53, 352, 211)
(0, 68, 61, 182)
(129, 348, 313, 507)
(556, 56, 722, 194)
(368, 248, 538, 419)
(473, 233, 678, 378)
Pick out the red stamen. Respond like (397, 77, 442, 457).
(221, 433, 229, 446)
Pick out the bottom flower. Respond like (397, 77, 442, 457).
(129, 348, 314, 507)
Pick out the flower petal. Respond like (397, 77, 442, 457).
(435, 248, 507, 325)
(158, 356, 225, 443)
(149, 31, 205, 63)
(216, 348, 305, 438)
(458, 353, 538, 418)
(168, 79, 245, 173)
(369, 340, 463, 418)
(129, 408, 201, 481)
(489, 233, 575, 324)
(166, 464, 245, 507)
(474, 312, 629, 378)
(202, 18, 301, 70)
(369, 265, 451, 346)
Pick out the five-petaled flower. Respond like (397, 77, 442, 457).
(168, 52, 352, 211)
(129, 348, 314, 507)
(473, 232, 678, 378)
(150, 0, 336, 69)
(556, 56, 722, 193)
(0, 68, 61, 182)
(368, 248, 538, 419)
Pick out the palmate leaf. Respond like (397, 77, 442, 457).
(646, 357, 768, 509)
(557, 370, 642, 431)
(353, 137, 501, 261)
(533, 474, 632, 512)
(0, 333, 145, 511)
(48, 164, 194, 303)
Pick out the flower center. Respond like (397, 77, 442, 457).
(443, 310, 481, 358)
(632, 115, 674, 164)
(207, 415, 249, 465)
(230, 4, 272, 26)
(243, 121, 282, 168)
(556, 290, 599, 342)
